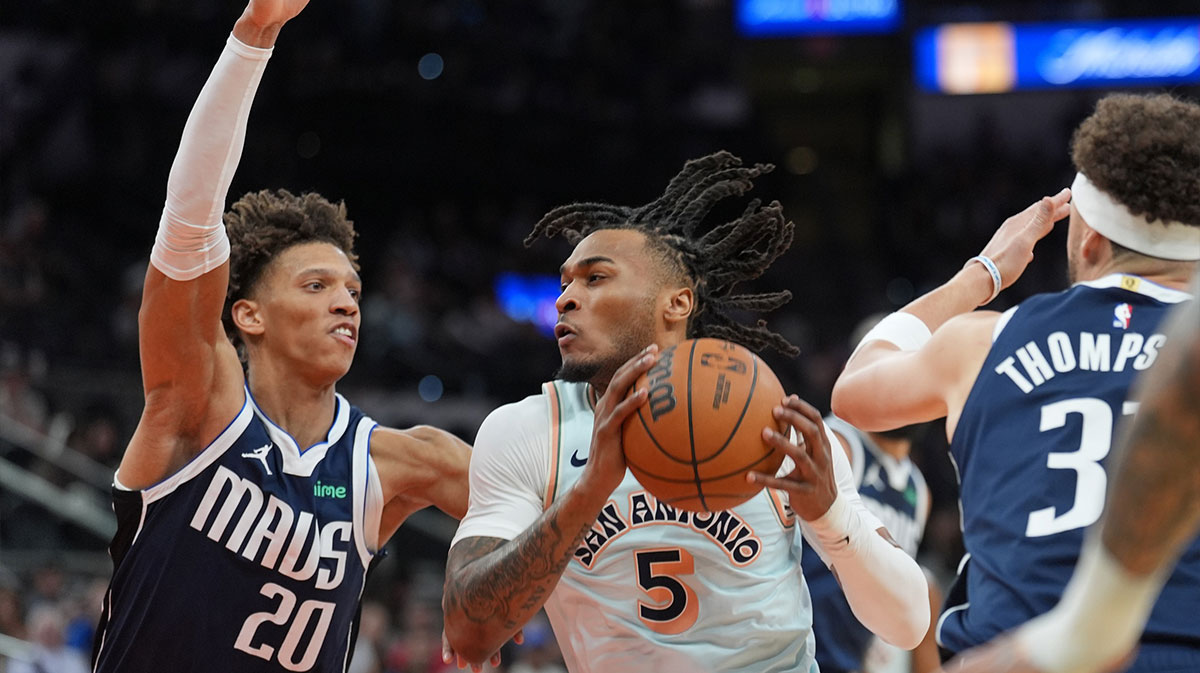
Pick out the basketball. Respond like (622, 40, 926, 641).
(622, 338, 787, 513)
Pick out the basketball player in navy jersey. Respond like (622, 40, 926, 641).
(90, 2, 474, 671)
(442, 153, 930, 672)
(942, 275, 1200, 669)
(831, 93, 1200, 673)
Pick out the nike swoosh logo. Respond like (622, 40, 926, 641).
(569, 450, 588, 467)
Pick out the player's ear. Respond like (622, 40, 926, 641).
(663, 286, 693, 328)
(1079, 224, 1111, 266)
(231, 298, 266, 337)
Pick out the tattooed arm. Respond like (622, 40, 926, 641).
(442, 345, 658, 664)
(443, 486, 612, 663)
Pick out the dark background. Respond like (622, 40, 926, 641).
(2, 0, 1197, 668)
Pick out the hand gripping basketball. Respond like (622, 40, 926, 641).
(621, 338, 787, 512)
(745, 396, 838, 522)
(577, 344, 659, 499)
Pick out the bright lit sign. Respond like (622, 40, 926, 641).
(915, 18, 1200, 93)
(494, 272, 560, 336)
(737, 0, 902, 36)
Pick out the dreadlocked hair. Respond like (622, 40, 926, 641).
(526, 151, 799, 356)
(222, 188, 359, 347)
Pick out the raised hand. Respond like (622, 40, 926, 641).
(244, 0, 312, 27)
(233, 0, 312, 47)
(745, 395, 838, 521)
(978, 188, 1072, 293)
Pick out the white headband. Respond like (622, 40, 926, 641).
(1071, 172, 1200, 261)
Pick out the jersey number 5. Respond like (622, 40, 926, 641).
(1025, 397, 1137, 538)
(635, 548, 699, 634)
(234, 582, 335, 671)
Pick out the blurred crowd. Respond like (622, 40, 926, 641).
(4, 0, 1198, 669)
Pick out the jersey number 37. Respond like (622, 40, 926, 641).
(1025, 397, 1137, 538)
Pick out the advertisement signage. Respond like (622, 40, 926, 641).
(915, 18, 1200, 93)
(738, 0, 902, 36)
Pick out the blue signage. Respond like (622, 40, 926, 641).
(915, 18, 1200, 94)
(737, 0, 902, 37)
(494, 272, 560, 336)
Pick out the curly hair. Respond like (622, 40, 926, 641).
(1072, 93, 1200, 228)
(222, 188, 359, 344)
(526, 151, 799, 356)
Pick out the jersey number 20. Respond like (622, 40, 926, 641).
(234, 582, 335, 671)
(1025, 397, 1136, 538)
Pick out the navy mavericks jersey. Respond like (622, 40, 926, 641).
(940, 274, 1200, 668)
(93, 388, 381, 673)
(802, 415, 929, 673)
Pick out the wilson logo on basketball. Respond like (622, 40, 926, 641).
(646, 347, 677, 421)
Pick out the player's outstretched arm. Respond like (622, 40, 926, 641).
(371, 425, 472, 543)
(749, 397, 930, 649)
(125, 0, 310, 489)
(940, 275, 1200, 673)
(831, 191, 1071, 433)
(442, 346, 658, 665)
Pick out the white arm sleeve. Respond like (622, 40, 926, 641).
(150, 35, 271, 281)
(451, 395, 550, 545)
(799, 423, 930, 649)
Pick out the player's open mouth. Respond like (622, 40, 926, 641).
(332, 324, 357, 346)
(555, 323, 576, 347)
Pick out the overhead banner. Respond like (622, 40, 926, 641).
(915, 18, 1200, 94)
(737, 0, 902, 36)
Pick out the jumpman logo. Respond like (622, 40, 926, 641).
(242, 443, 274, 475)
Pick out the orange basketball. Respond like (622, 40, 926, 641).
(622, 338, 787, 513)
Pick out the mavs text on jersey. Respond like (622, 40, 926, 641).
(92, 389, 380, 673)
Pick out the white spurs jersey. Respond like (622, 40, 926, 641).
(453, 380, 882, 673)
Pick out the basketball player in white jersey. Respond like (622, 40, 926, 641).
(941, 273, 1200, 672)
(92, 2, 476, 670)
(441, 152, 930, 672)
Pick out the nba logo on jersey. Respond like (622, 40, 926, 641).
(1113, 303, 1132, 329)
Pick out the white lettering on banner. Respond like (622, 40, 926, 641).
(1039, 27, 1200, 85)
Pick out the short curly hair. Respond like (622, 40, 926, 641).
(1072, 93, 1200, 228)
(222, 188, 359, 345)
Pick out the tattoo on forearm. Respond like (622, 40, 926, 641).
(445, 500, 595, 630)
